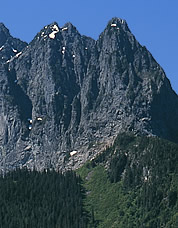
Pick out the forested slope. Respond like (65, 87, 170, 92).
(0, 169, 88, 228)
(78, 133, 178, 227)
(0, 133, 177, 227)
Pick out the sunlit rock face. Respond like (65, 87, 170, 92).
(0, 18, 178, 172)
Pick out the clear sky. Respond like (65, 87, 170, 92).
(1, 0, 178, 94)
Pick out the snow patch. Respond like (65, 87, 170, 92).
(28, 125, 32, 130)
(0, 46, 4, 51)
(24, 145, 32, 151)
(15, 52, 22, 58)
(111, 23, 117, 27)
(72, 54, 75, 58)
(70, 151, 77, 156)
(62, 27, 68, 31)
(144, 176, 148, 182)
(49, 31, 57, 39)
(49, 24, 60, 39)
(12, 48, 18, 53)
(52, 24, 59, 31)
(28, 118, 32, 124)
(140, 117, 150, 122)
(26, 159, 33, 164)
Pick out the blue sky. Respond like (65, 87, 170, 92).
(1, 0, 178, 93)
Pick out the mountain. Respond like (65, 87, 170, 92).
(0, 18, 178, 172)
(0, 23, 27, 63)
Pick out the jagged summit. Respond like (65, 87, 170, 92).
(29, 21, 82, 46)
(62, 22, 78, 31)
(0, 18, 178, 172)
(0, 23, 10, 47)
(107, 17, 128, 29)
(0, 23, 27, 63)
(0, 22, 10, 33)
(29, 18, 129, 47)
(0, 22, 9, 34)
(97, 17, 131, 39)
(42, 21, 77, 33)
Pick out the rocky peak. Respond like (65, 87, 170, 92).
(0, 23, 27, 64)
(107, 17, 129, 31)
(97, 17, 140, 71)
(0, 18, 178, 173)
(62, 22, 78, 33)
(0, 23, 10, 46)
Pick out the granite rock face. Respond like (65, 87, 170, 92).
(0, 18, 178, 172)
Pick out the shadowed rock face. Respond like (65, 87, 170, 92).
(0, 18, 178, 172)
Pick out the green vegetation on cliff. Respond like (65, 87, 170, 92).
(78, 133, 178, 228)
(0, 133, 177, 228)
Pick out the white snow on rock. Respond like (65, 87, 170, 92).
(140, 117, 150, 122)
(144, 176, 148, 182)
(26, 159, 33, 164)
(37, 117, 43, 121)
(62, 27, 68, 31)
(12, 48, 18, 53)
(111, 23, 117, 27)
(6, 55, 14, 63)
(49, 24, 60, 39)
(72, 54, 75, 58)
(52, 25, 59, 31)
(15, 52, 22, 58)
(62, 50, 65, 54)
(24, 145, 32, 151)
(28, 118, 32, 123)
(70, 151, 77, 156)
(28, 125, 32, 130)
(0, 46, 4, 51)
(49, 32, 57, 39)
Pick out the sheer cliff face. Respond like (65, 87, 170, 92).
(0, 18, 178, 172)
